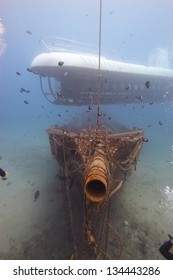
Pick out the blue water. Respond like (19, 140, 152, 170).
(0, 0, 173, 259)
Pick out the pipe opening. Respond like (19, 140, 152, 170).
(85, 179, 106, 202)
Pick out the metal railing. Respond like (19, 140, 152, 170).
(39, 36, 98, 55)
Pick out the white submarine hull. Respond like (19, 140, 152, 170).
(30, 52, 173, 105)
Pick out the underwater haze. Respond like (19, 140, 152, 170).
(0, 0, 173, 259)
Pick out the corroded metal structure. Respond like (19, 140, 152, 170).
(47, 125, 144, 259)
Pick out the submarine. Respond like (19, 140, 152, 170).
(30, 38, 173, 106)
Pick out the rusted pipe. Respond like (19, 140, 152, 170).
(84, 150, 108, 203)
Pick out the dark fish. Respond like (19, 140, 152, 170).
(159, 121, 163, 126)
(24, 100, 29, 104)
(0, 168, 6, 177)
(88, 105, 92, 110)
(25, 90, 30, 93)
(125, 85, 130, 90)
(26, 30, 32, 35)
(16, 71, 21, 75)
(56, 91, 62, 96)
(145, 81, 150, 88)
(143, 137, 149, 142)
(34, 190, 40, 201)
(27, 68, 32, 72)
(58, 61, 64, 66)
(20, 87, 26, 93)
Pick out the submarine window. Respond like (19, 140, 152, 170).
(86, 179, 106, 198)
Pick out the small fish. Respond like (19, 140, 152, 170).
(26, 30, 32, 35)
(58, 61, 64, 66)
(20, 87, 26, 93)
(159, 121, 163, 126)
(125, 85, 130, 90)
(145, 81, 150, 89)
(16, 71, 21, 75)
(142, 137, 149, 143)
(0, 167, 6, 177)
(88, 105, 92, 110)
(24, 100, 29, 104)
(56, 91, 62, 97)
(34, 190, 40, 201)
(27, 68, 32, 72)
(25, 90, 30, 93)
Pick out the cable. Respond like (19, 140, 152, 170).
(96, 0, 103, 131)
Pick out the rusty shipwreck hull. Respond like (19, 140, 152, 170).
(47, 126, 144, 259)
